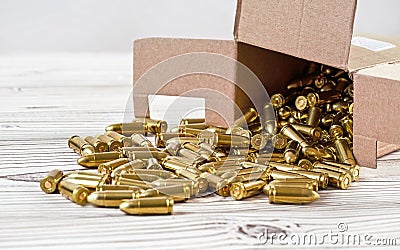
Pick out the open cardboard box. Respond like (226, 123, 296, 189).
(133, 0, 400, 168)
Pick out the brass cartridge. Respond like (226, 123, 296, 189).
(132, 169, 176, 179)
(128, 151, 168, 162)
(97, 134, 122, 152)
(111, 160, 146, 178)
(58, 180, 90, 205)
(312, 168, 351, 190)
(290, 124, 322, 142)
(175, 169, 208, 193)
(135, 118, 168, 134)
(289, 170, 329, 189)
(87, 190, 137, 207)
(334, 138, 356, 165)
(267, 185, 319, 204)
(268, 162, 307, 172)
(200, 131, 251, 149)
(265, 179, 318, 193)
(307, 90, 342, 106)
(180, 118, 205, 125)
(295, 95, 309, 111)
(306, 106, 322, 127)
(227, 126, 252, 139)
(98, 158, 130, 175)
(105, 122, 147, 136)
(130, 133, 154, 148)
(262, 103, 277, 135)
(155, 133, 195, 147)
(251, 133, 268, 150)
(313, 161, 355, 182)
(323, 161, 360, 181)
(151, 179, 200, 197)
(96, 184, 143, 192)
(283, 140, 301, 164)
(120, 173, 161, 182)
(40, 169, 64, 194)
(230, 108, 259, 129)
(278, 106, 292, 120)
(105, 131, 133, 147)
(119, 197, 174, 215)
(230, 180, 266, 200)
(77, 152, 123, 168)
(271, 134, 288, 150)
(113, 176, 152, 189)
(135, 185, 191, 202)
(280, 124, 311, 149)
(68, 135, 95, 156)
(200, 172, 230, 197)
(84, 136, 109, 153)
(297, 159, 313, 171)
(340, 116, 353, 139)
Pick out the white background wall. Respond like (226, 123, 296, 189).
(0, 0, 399, 53)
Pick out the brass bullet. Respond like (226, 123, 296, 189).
(77, 152, 123, 168)
(135, 118, 168, 134)
(97, 134, 122, 152)
(268, 162, 307, 172)
(128, 151, 168, 162)
(312, 168, 351, 190)
(84, 136, 109, 153)
(267, 185, 319, 204)
(111, 160, 146, 178)
(175, 169, 208, 193)
(200, 172, 230, 197)
(105, 131, 133, 147)
(295, 96, 309, 111)
(283, 140, 301, 164)
(113, 176, 152, 189)
(166, 137, 200, 146)
(68, 135, 95, 156)
(199, 131, 251, 149)
(230, 108, 259, 128)
(180, 118, 205, 125)
(136, 185, 191, 202)
(105, 122, 147, 136)
(291, 124, 322, 142)
(58, 180, 91, 205)
(307, 91, 341, 106)
(269, 169, 307, 180)
(87, 190, 137, 207)
(270, 93, 286, 108)
(98, 158, 130, 175)
(178, 126, 203, 135)
(265, 179, 319, 193)
(323, 161, 360, 181)
(155, 133, 195, 148)
(151, 179, 200, 197)
(280, 124, 311, 149)
(227, 126, 252, 139)
(313, 161, 355, 182)
(250, 133, 268, 150)
(120, 173, 161, 182)
(262, 103, 277, 135)
(340, 116, 353, 139)
(297, 159, 313, 171)
(271, 134, 288, 150)
(96, 184, 143, 192)
(334, 138, 356, 165)
(230, 180, 266, 200)
(132, 169, 176, 179)
(278, 106, 292, 120)
(40, 169, 64, 194)
(130, 133, 154, 148)
(119, 197, 174, 215)
(290, 170, 329, 189)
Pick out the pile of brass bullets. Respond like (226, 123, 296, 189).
(40, 63, 359, 215)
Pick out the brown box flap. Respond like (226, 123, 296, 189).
(349, 34, 400, 72)
(353, 62, 400, 146)
(234, 0, 357, 69)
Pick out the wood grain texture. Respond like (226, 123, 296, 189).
(0, 53, 399, 249)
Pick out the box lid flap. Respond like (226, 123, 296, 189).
(234, 0, 357, 69)
(349, 34, 400, 72)
(354, 60, 400, 81)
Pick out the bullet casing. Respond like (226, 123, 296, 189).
(97, 134, 122, 152)
(119, 197, 174, 215)
(323, 161, 360, 181)
(334, 138, 356, 165)
(87, 190, 137, 207)
(151, 179, 200, 197)
(40, 169, 64, 194)
(290, 170, 329, 189)
(180, 118, 205, 125)
(111, 160, 146, 178)
(136, 185, 191, 202)
(312, 168, 351, 190)
(84, 136, 109, 153)
(230, 180, 266, 200)
(68, 135, 95, 156)
(105, 131, 133, 147)
(105, 122, 147, 136)
(267, 185, 319, 204)
(114, 177, 152, 189)
(77, 152, 123, 168)
(284, 140, 301, 164)
(98, 158, 130, 175)
(265, 179, 318, 193)
(58, 180, 91, 205)
(200, 172, 230, 197)
(313, 161, 355, 182)
(130, 133, 154, 148)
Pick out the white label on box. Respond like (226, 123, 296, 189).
(351, 37, 396, 52)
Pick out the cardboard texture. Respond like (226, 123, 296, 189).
(132, 0, 400, 168)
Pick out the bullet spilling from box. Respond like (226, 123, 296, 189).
(40, 63, 358, 215)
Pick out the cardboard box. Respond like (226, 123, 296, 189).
(133, 0, 400, 168)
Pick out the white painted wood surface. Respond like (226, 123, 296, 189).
(0, 53, 399, 249)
